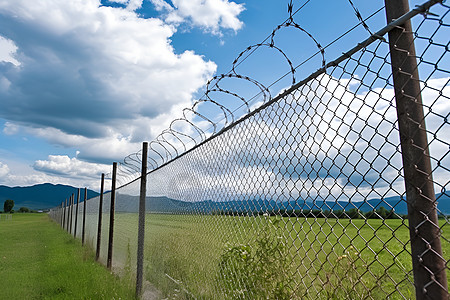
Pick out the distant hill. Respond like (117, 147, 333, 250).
(111, 192, 450, 216)
(0, 183, 99, 211)
(7, 183, 446, 214)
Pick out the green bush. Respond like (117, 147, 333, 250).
(19, 207, 30, 213)
(218, 215, 293, 299)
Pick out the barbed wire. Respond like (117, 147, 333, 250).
(114, 0, 380, 187)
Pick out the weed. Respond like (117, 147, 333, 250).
(321, 245, 386, 299)
(218, 215, 293, 299)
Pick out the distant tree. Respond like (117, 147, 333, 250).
(365, 210, 375, 219)
(346, 208, 361, 219)
(19, 207, 30, 213)
(4, 199, 14, 213)
(376, 206, 389, 219)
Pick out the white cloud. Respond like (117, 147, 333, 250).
(0, 157, 104, 189)
(34, 155, 110, 179)
(0, 36, 20, 66)
(151, 0, 174, 11)
(3, 122, 19, 135)
(147, 75, 450, 203)
(0, 0, 217, 167)
(151, 0, 245, 34)
(0, 162, 10, 178)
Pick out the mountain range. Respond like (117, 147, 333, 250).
(113, 192, 450, 216)
(0, 183, 99, 211)
(1, 182, 449, 216)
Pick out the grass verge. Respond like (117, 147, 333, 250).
(0, 213, 135, 299)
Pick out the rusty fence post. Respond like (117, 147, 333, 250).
(136, 142, 148, 297)
(96, 173, 105, 261)
(107, 162, 117, 270)
(385, 0, 448, 298)
(74, 189, 80, 238)
(82, 187, 87, 246)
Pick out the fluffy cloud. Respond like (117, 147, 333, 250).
(0, 162, 10, 178)
(0, 36, 19, 66)
(151, 0, 245, 34)
(147, 74, 450, 203)
(0, 0, 217, 161)
(34, 155, 110, 179)
(0, 158, 104, 189)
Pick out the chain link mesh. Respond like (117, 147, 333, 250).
(49, 1, 450, 299)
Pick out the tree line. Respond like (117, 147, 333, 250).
(211, 206, 404, 219)
(2, 199, 37, 213)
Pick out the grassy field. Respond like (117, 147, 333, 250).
(136, 213, 449, 299)
(0, 213, 135, 299)
(57, 211, 449, 299)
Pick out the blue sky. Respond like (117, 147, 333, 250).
(0, 0, 445, 190)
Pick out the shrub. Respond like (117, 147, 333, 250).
(19, 207, 30, 213)
(218, 215, 293, 299)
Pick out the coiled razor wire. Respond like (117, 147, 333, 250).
(114, 0, 380, 185)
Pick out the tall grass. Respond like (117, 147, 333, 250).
(139, 213, 449, 299)
(0, 213, 135, 299)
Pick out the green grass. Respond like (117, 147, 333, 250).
(0, 213, 135, 299)
(53, 211, 449, 299)
(139, 214, 450, 299)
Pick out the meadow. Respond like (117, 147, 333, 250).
(0, 213, 135, 299)
(126, 213, 450, 299)
(54, 210, 450, 299)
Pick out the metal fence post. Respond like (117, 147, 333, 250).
(385, 0, 448, 298)
(69, 194, 74, 234)
(67, 196, 70, 232)
(64, 198, 68, 231)
(136, 142, 148, 297)
(67, 198, 70, 231)
(96, 173, 105, 261)
(74, 189, 80, 238)
(82, 187, 87, 246)
(61, 201, 64, 227)
(107, 162, 117, 270)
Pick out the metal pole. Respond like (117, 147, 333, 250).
(69, 194, 74, 235)
(385, 0, 448, 298)
(64, 198, 68, 231)
(74, 189, 80, 238)
(82, 187, 87, 246)
(96, 173, 105, 261)
(107, 162, 117, 270)
(136, 142, 148, 297)
(60, 201, 64, 227)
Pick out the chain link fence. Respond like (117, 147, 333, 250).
(50, 0, 449, 298)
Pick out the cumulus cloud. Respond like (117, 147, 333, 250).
(147, 75, 450, 203)
(34, 155, 110, 179)
(0, 158, 104, 189)
(0, 0, 216, 161)
(0, 162, 10, 178)
(0, 36, 20, 66)
(150, 0, 245, 34)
